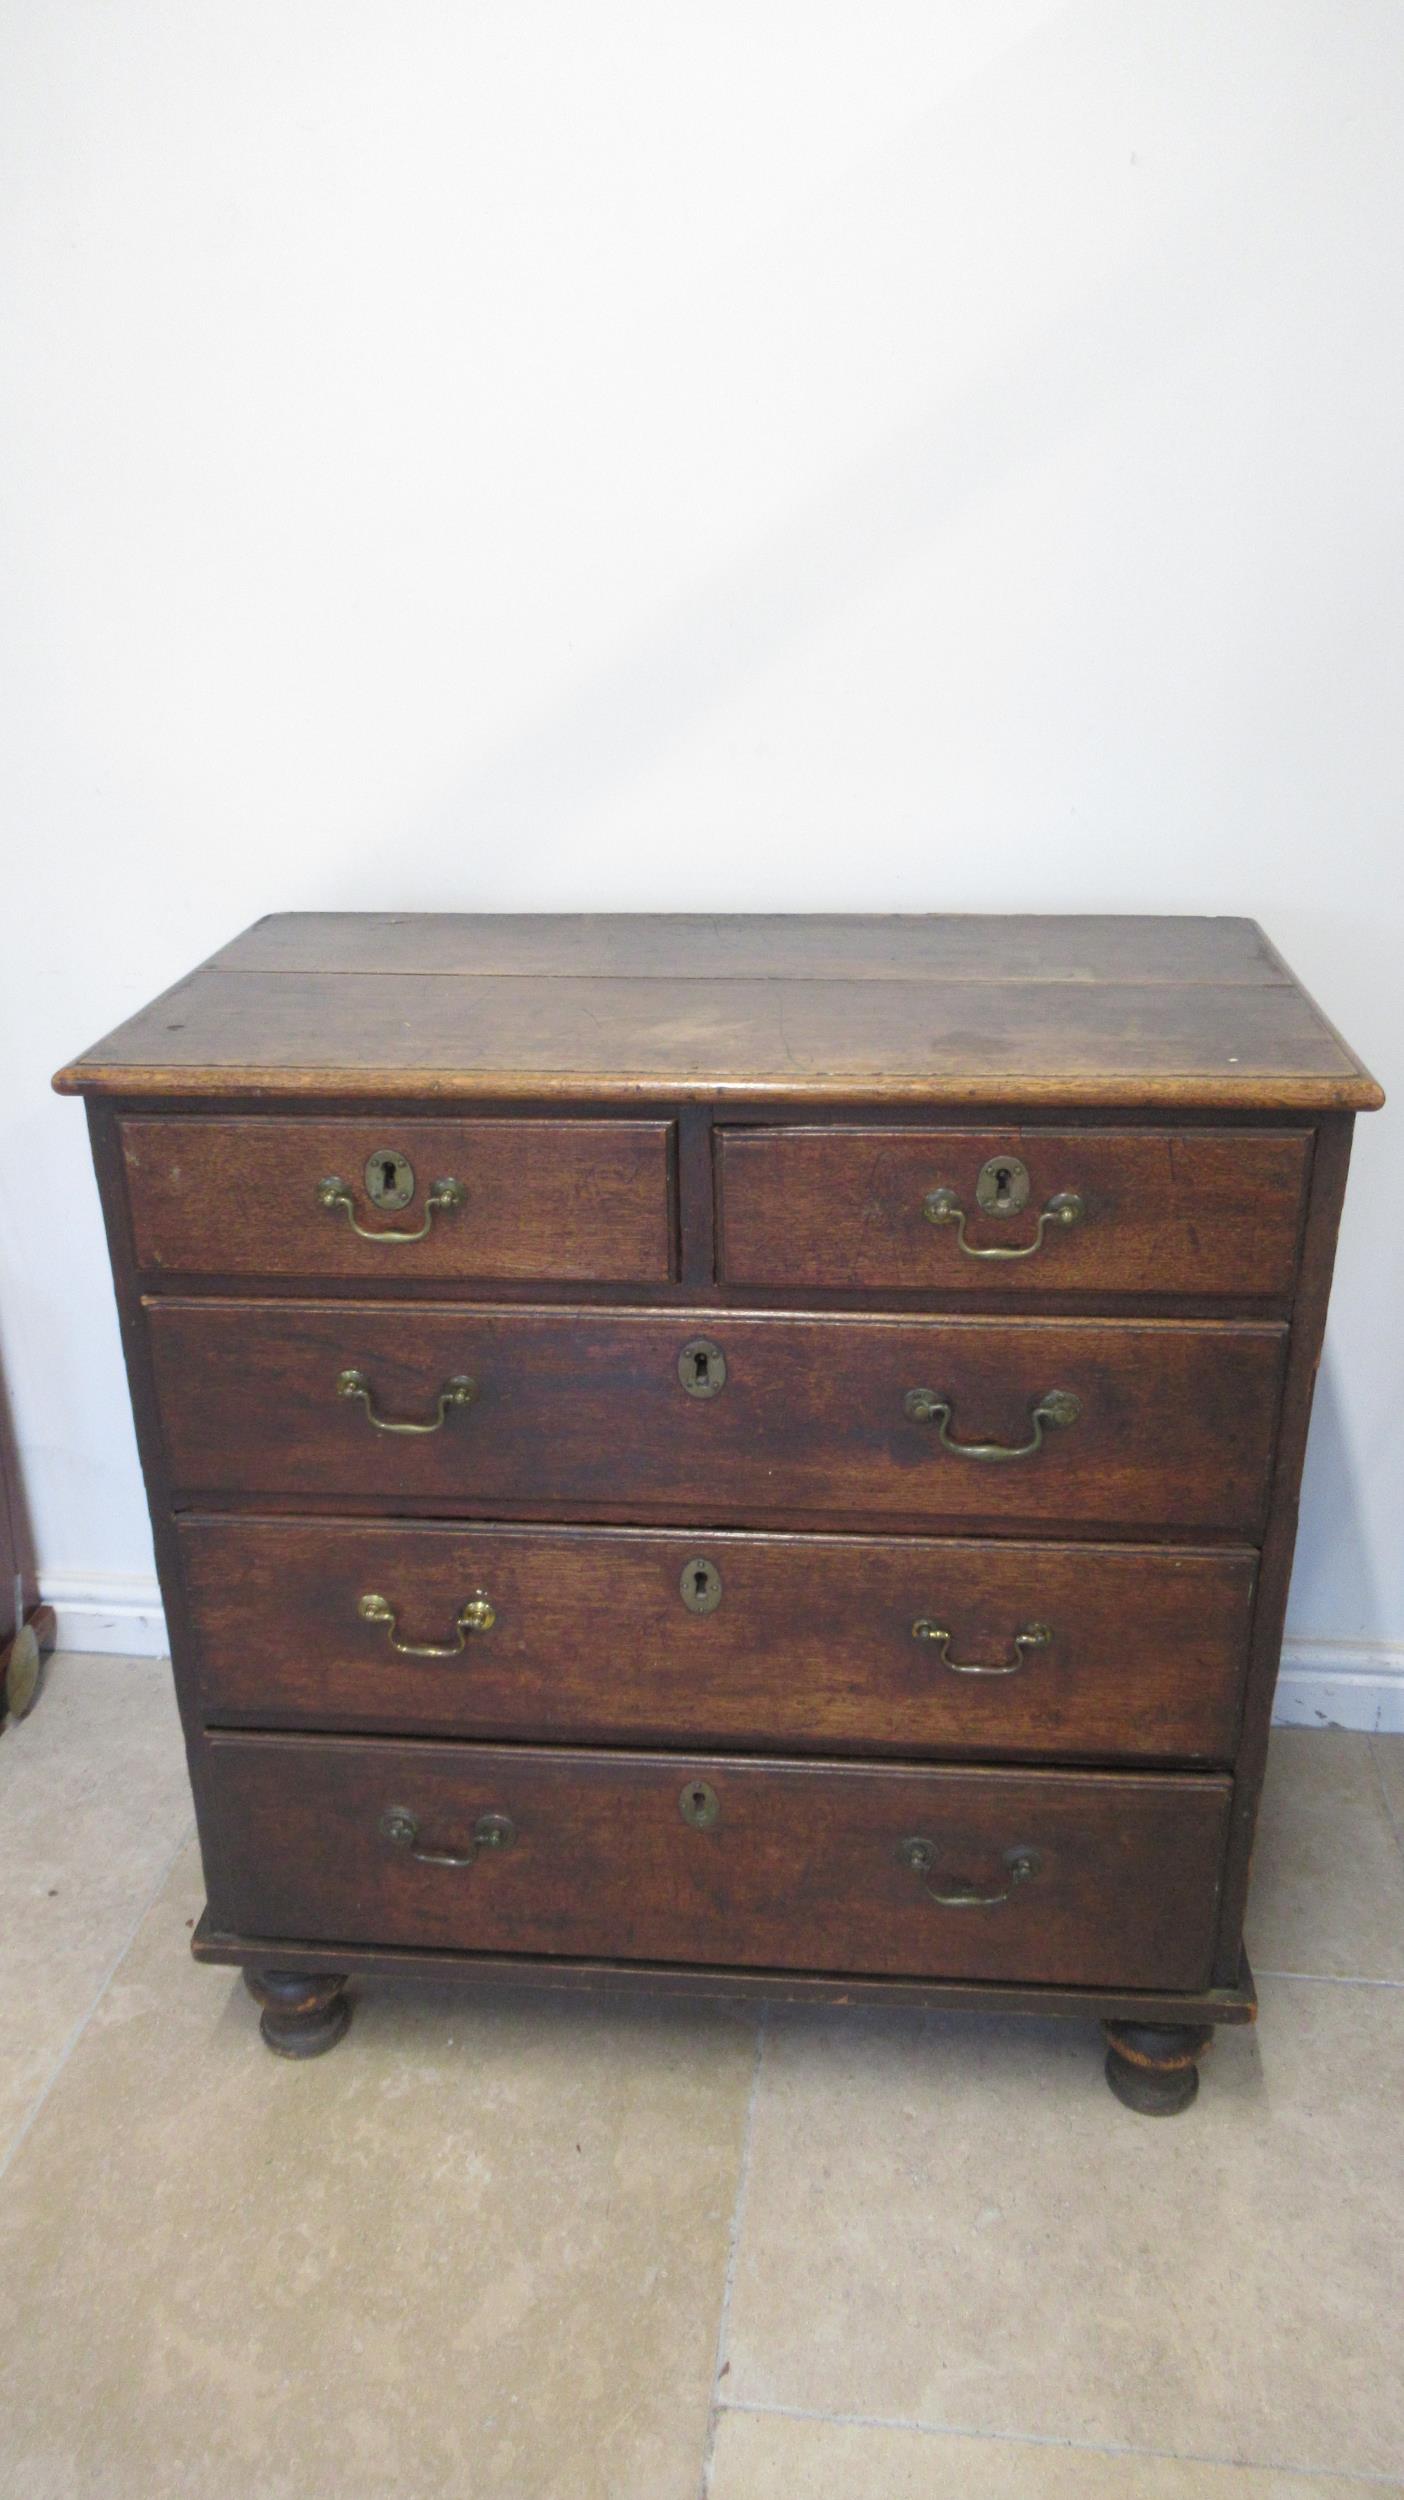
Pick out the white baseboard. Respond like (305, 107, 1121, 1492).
(1272, 1638, 1404, 1734)
(34, 1578, 1404, 1733)
(41, 1573, 169, 1659)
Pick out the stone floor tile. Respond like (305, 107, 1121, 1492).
(1370, 1733, 1404, 1854)
(1246, 1729, 1404, 1980)
(723, 1977, 1404, 2479)
(0, 1836, 757, 2500)
(0, 1652, 191, 2162)
(708, 2412, 1404, 2499)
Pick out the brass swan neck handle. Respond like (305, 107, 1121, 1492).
(903, 1387, 1080, 1461)
(317, 1174, 466, 1244)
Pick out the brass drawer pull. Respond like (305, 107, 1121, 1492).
(358, 1590, 496, 1656)
(317, 1173, 467, 1243)
(923, 1183, 1083, 1260)
(911, 1618, 1052, 1674)
(380, 1806, 515, 1868)
(903, 1386, 1080, 1460)
(336, 1367, 476, 1435)
(899, 1837, 1040, 1907)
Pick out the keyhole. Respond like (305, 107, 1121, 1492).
(679, 1776, 720, 1827)
(364, 1147, 415, 1211)
(678, 1337, 726, 1397)
(975, 1154, 1030, 1219)
(680, 1555, 722, 1613)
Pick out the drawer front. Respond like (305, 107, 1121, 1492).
(149, 1303, 1286, 1536)
(717, 1126, 1311, 1298)
(181, 1519, 1256, 1763)
(202, 1735, 1230, 1991)
(121, 1116, 674, 1283)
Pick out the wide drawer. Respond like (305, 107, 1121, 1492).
(180, 1518, 1257, 1763)
(201, 1734, 1230, 1990)
(148, 1302, 1286, 1536)
(121, 1116, 675, 1282)
(717, 1125, 1311, 1297)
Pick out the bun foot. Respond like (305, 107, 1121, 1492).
(1103, 2020, 1212, 2114)
(244, 1968, 351, 2059)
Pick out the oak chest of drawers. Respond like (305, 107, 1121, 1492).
(56, 913, 1383, 2112)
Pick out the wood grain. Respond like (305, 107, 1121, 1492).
(208, 911, 1290, 984)
(53, 916, 1382, 1109)
(178, 1517, 1256, 1763)
(717, 1124, 1311, 1298)
(192, 1908, 1258, 2028)
(1212, 1111, 1359, 1980)
(121, 1115, 675, 1282)
(200, 1732, 1231, 1992)
(60, 914, 1383, 2060)
(146, 1301, 1287, 1536)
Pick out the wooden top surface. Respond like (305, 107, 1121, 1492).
(53, 913, 1383, 1109)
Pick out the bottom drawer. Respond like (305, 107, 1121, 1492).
(202, 1735, 1229, 1992)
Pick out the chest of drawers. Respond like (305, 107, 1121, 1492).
(56, 913, 1382, 2112)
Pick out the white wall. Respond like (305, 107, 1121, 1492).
(2, 2, 1400, 1716)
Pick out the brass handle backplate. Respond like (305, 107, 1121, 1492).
(899, 1837, 1041, 1907)
(911, 1619, 1052, 1675)
(923, 1179, 1083, 1261)
(358, 1590, 496, 1657)
(336, 1368, 476, 1435)
(380, 1806, 516, 1868)
(317, 1173, 467, 1243)
(903, 1386, 1080, 1461)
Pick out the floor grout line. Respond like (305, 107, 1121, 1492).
(697, 2003, 768, 2500)
(713, 2395, 1404, 2485)
(1253, 1966, 1404, 1989)
(0, 1814, 196, 2200)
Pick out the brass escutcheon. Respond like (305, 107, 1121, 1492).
(364, 1148, 416, 1211)
(678, 1337, 727, 1398)
(679, 1779, 721, 1829)
(680, 1558, 723, 1614)
(975, 1154, 1031, 1216)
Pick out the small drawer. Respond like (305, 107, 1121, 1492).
(120, 1116, 675, 1283)
(148, 1302, 1286, 1538)
(716, 1126, 1311, 1297)
(180, 1518, 1256, 1764)
(201, 1734, 1231, 1992)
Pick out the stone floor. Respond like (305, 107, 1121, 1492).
(0, 1655, 1400, 2500)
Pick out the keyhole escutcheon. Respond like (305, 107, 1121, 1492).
(679, 1779, 721, 1829)
(680, 1557, 723, 1614)
(364, 1148, 416, 1212)
(678, 1336, 727, 1397)
(974, 1155, 1031, 1218)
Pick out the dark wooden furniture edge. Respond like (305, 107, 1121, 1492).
(1, 1603, 58, 1723)
(54, 1064, 1386, 1110)
(190, 1907, 1257, 2028)
(72, 910, 1377, 2112)
(50, 911, 1387, 1112)
(1211, 1110, 1357, 1979)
